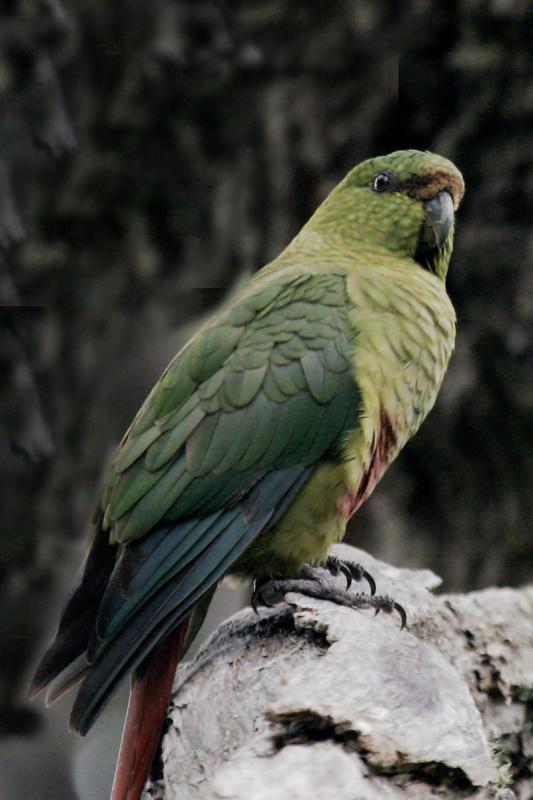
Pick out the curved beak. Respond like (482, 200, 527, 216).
(422, 190, 454, 249)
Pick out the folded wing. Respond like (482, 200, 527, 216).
(31, 271, 362, 733)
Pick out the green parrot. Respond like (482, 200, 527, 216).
(31, 149, 464, 800)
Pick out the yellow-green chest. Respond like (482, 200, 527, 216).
(338, 261, 456, 515)
(348, 262, 455, 435)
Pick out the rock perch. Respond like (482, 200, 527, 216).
(143, 544, 533, 799)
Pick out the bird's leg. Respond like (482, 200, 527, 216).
(321, 554, 376, 595)
(252, 570, 406, 629)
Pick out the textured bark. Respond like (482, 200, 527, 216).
(144, 545, 532, 800)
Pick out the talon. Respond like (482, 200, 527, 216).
(394, 602, 407, 630)
(340, 563, 352, 590)
(250, 571, 407, 630)
(323, 556, 376, 596)
(362, 568, 376, 596)
(371, 595, 407, 629)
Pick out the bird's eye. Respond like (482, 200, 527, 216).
(372, 172, 393, 193)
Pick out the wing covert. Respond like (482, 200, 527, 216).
(103, 271, 360, 545)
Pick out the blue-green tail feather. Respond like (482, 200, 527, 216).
(70, 464, 313, 734)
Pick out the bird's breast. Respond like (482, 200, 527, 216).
(339, 264, 456, 519)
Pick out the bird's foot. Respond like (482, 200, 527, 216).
(321, 554, 376, 596)
(252, 573, 406, 629)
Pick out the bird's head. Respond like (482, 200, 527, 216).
(311, 149, 465, 281)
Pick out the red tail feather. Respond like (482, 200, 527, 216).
(110, 619, 191, 800)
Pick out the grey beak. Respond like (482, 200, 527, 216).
(423, 191, 454, 249)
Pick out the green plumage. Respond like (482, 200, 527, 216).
(31, 149, 465, 738)
(104, 272, 356, 543)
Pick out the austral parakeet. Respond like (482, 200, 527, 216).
(31, 150, 464, 799)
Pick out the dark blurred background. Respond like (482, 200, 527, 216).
(0, 1, 531, 797)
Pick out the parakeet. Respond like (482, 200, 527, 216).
(31, 149, 464, 800)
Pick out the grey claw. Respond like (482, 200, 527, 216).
(372, 595, 407, 629)
(340, 563, 352, 590)
(394, 602, 407, 630)
(324, 556, 375, 596)
(363, 568, 376, 596)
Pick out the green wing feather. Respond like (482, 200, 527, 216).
(102, 271, 359, 545)
(34, 260, 364, 737)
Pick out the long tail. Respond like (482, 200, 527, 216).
(110, 618, 191, 800)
